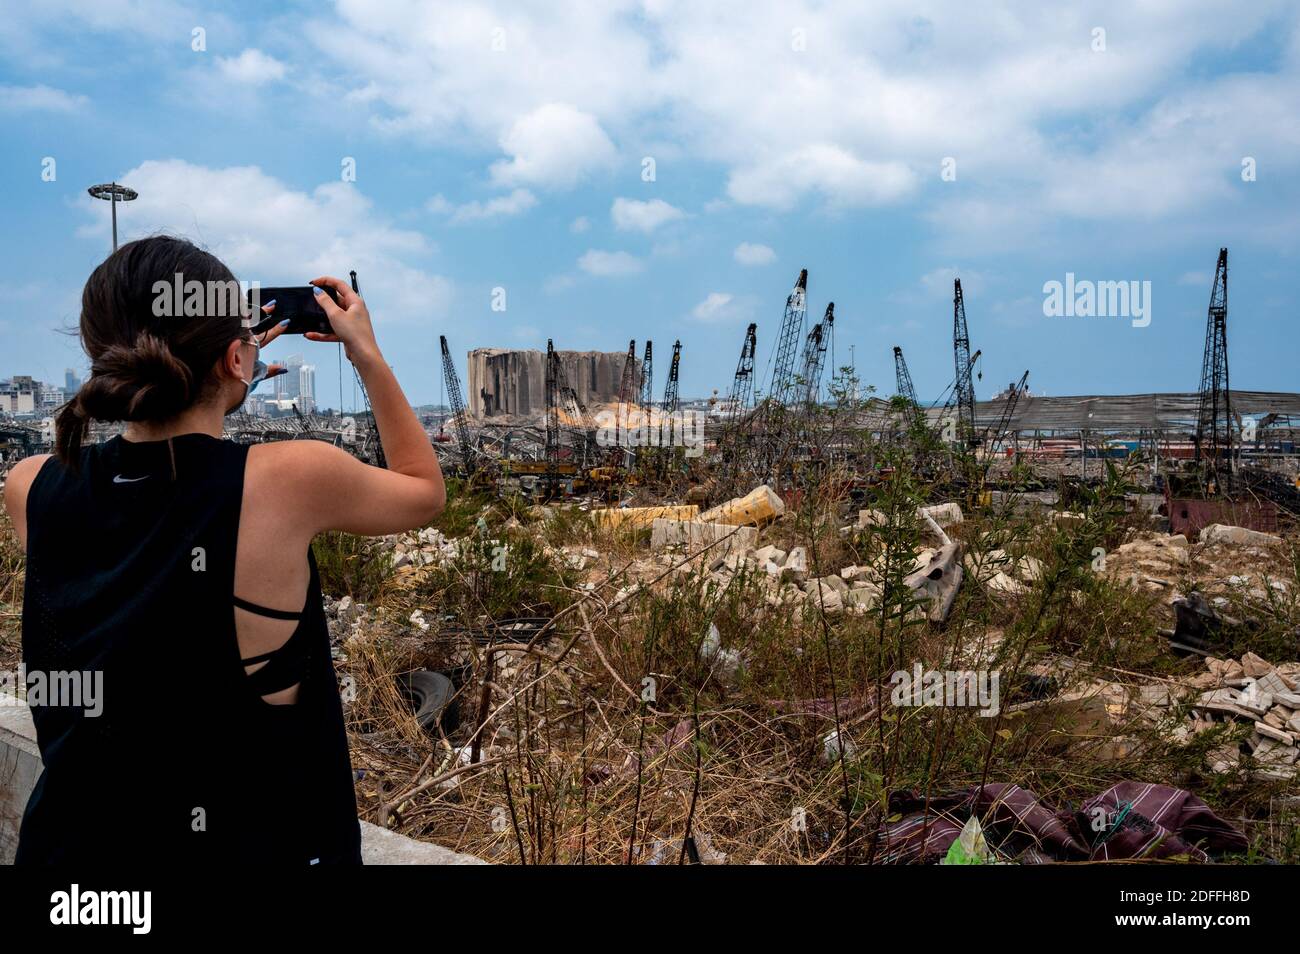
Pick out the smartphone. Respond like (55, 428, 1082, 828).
(247, 285, 339, 335)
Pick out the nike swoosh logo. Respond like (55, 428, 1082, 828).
(113, 474, 149, 484)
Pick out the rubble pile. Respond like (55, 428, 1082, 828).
(1183, 652, 1300, 780)
(1104, 524, 1288, 600)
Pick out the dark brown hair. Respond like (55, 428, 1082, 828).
(56, 237, 246, 466)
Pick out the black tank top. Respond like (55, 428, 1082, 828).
(17, 433, 362, 864)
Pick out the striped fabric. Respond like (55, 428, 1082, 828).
(875, 782, 1247, 864)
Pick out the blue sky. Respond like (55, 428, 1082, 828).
(1, 0, 1298, 409)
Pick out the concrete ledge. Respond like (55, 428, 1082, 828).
(0, 694, 485, 865)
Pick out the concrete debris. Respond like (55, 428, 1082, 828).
(650, 518, 757, 555)
(822, 729, 856, 763)
(698, 484, 786, 527)
(700, 623, 744, 686)
(1177, 652, 1300, 778)
(903, 542, 964, 623)
(591, 504, 699, 530)
(1051, 511, 1086, 528)
(782, 546, 808, 583)
(1200, 523, 1282, 547)
(920, 502, 964, 528)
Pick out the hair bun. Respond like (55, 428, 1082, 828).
(79, 332, 195, 422)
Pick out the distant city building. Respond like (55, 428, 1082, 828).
(1, 373, 82, 416)
(0, 376, 37, 416)
(277, 354, 304, 403)
(297, 362, 316, 414)
(64, 368, 82, 393)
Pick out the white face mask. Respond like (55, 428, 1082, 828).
(225, 340, 269, 415)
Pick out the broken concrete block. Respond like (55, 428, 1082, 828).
(782, 546, 808, 583)
(752, 544, 786, 566)
(1236, 680, 1274, 715)
(920, 502, 964, 528)
(650, 518, 757, 554)
(1199, 523, 1282, 547)
(858, 509, 886, 528)
(987, 572, 1029, 596)
(1015, 556, 1044, 581)
(809, 586, 844, 615)
(1242, 652, 1274, 679)
(845, 585, 880, 611)
(1251, 737, 1299, 767)
(591, 504, 699, 530)
(1254, 722, 1295, 745)
(700, 623, 744, 686)
(903, 542, 963, 623)
(1256, 670, 1290, 697)
(840, 564, 862, 581)
(1208, 744, 1240, 773)
(698, 484, 785, 527)
(1194, 687, 1254, 720)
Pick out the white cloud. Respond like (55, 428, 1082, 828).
(727, 144, 917, 210)
(216, 48, 287, 85)
(611, 197, 685, 233)
(570, 216, 591, 233)
(889, 266, 989, 307)
(490, 103, 616, 190)
(577, 249, 643, 276)
(0, 83, 86, 112)
(733, 242, 775, 266)
(74, 159, 452, 323)
(690, 291, 753, 324)
(296, 1, 1300, 223)
(428, 188, 537, 223)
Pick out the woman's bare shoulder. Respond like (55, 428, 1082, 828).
(3, 454, 52, 543)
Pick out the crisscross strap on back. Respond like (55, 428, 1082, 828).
(233, 595, 303, 622)
(235, 595, 311, 695)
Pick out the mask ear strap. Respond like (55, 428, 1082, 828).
(167, 436, 177, 481)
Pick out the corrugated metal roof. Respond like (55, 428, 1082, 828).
(928, 390, 1300, 433)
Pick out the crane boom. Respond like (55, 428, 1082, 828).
(1194, 247, 1232, 488)
(439, 335, 475, 476)
(953, 278, 976, 444)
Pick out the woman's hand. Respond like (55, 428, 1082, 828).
(253, 300, 289, 382)
(305, 276, 382, 366)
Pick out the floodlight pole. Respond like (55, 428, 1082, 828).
(87, 182, 139, 251)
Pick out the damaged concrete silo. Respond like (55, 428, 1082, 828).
(466, 348, 637, 419)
